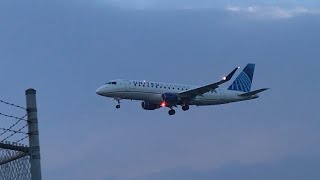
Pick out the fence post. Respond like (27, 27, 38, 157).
(26, 89, 42, 180)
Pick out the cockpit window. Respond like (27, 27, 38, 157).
(106, 81, 117, 85)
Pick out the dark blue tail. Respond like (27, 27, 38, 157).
(228, 63, 255, 92)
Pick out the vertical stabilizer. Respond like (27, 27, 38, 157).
(228, 63, 255, 92)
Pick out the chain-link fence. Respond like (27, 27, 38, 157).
(0, 89, 41, 180)
(0, 142, 31, 180)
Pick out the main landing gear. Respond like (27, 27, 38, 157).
(182, 105, 189, 111)
(167, 105, 189, 115)
(115, 98, 121, 109)
(168, 108, 176, 115)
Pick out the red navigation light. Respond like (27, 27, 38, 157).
(161, 102, 166, 107)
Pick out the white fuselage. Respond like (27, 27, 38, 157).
(96, 79, 257, 106)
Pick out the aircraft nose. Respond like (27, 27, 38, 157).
(96, 87, 104, 96)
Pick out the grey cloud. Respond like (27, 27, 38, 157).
(131, 157, 320, 180)
(96, 0, 320, 20)
(97, 0, 320, 10)
(226, 5, 318, 19)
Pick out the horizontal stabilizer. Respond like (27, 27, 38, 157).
(239, 88, 269, 97)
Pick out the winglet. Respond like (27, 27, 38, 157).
(178, 66, 240, 98)
(223, 67, 240, 82)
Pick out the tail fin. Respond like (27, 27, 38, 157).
(228, 63, 255, 92)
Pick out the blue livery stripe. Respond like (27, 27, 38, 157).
(228, 64, 255, 92)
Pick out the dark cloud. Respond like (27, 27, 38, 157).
(133, 157, 320, 180)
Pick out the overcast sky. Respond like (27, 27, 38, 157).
(1, 0, 320, 179)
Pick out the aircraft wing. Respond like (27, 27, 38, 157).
(179, 67, 239, 98)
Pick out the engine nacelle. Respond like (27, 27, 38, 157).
(141, 101, 160, 110)
(162, 93, 179, 105)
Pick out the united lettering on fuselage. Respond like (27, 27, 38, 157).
(96, 64, 268, 115)
(132, 81, 189, 90)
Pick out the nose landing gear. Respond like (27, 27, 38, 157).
(115, 98, 121, 109)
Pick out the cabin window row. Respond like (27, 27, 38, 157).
(130, 82, 188, 91)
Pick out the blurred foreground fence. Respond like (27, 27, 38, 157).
(0, 89, 41, 180)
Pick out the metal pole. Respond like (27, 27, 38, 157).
(26, 89, 42, 180)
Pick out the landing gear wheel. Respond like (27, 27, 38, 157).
(168, 109, 176, 115)
(114, 98, 121, 109)
(182, 105, 189, 111)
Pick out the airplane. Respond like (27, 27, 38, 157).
(96, 63, 268, 115)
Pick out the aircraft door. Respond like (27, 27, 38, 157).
(123, 80, 133, 90)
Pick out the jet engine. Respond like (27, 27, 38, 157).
(141, 101, 160, 110)
(162, 93, 179, 105)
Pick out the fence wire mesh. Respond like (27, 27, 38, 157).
(0, 146, 31, 180)
(0, 98, 31, 180)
